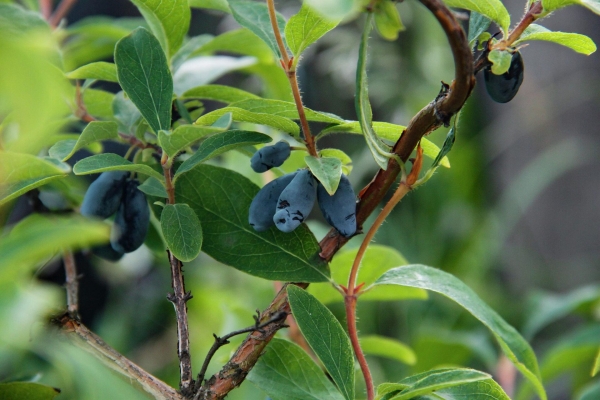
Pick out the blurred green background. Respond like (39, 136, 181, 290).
(1, 0, 599, 399)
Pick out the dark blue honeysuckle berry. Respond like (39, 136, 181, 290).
(273, 169, 317, 233)
(80, 171, 128, 219)
(249, 171, 298, 232)
(110, 179, 150, 253)
(317, 174, 357, 237)
(484, 51, 524, 103)
(250, 141, 291, 173)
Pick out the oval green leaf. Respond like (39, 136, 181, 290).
(443, 0, 510, 34)
(114, 27, 173, 133)
(182, 84, 260, 104)
(49, 121, 118, 162)
(468, 12, 492, 45)
(360, 335, 417, 365)
(66, 61, 118, 82)
(228, 0, 287, 58)
(129, 0, 191, 56)
(247, 338, 345, 400)
(515, 24, 597, 55)
(542, 0, 600, 16)
(374, 264, 547, 400)
(73, 153, 165, 182)
(231, 98, 344, 124)
(287, 285, 354, 400)
(175, 165, 330, 282)
(194, 107, 300, 136)
(174, 130, 272, 178)
(161, 203, 203, 262)
(158, 125, 224, 158)
(374, 0, 405, 41)
(305, 155, 342, 195)
(138, 177, 168, 198)
(0, 382, 61, 400)
(285, 3, 339, 58)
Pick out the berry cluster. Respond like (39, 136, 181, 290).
(248, 141, 357, 237)
(81, 171, 150, 260)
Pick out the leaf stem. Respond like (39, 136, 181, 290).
(265, 0, 318, 157)
(162, 156, 194, 396)
(504, 1, 543, 48)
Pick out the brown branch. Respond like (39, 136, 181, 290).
(53, 313, 183, 400)
(198, 0, 474, 398)
(161, 157, 195, 397)
(62, 250, 79, 318)
(49, 0, 78, 27)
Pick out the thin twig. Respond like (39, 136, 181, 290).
(49, 0, 78, 27)
(265, 0, 318, 157)
(39, 0, 53, 21)
(162, 156, 194, 397)
(53, 313, 183, 400)
(194, 310, 288, 392)
(199, 0, 474, 398)
(62, 250, 79, 318)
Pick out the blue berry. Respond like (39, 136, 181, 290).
(317, 174, 357, 237)
(80, 171, 128, 219)
(273, 170, 317, 233)
(110, 179, 150, 253)
(484, 51, 524, 103)
(249, 172, 298, 232)
(250, 141, 291, 173)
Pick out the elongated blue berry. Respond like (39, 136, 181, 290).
(110, 179, 150, 253)
(484, 51, 524, 103)
(249, 172, 298, 232)
(250, 141, 291, 172)
(317, 174, 357, 237)
(80, 171, 128, 219)
(273, 169, 317, 233)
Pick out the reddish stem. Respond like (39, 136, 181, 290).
(345, 295, 374, 400)
(49, 0, 78, 27)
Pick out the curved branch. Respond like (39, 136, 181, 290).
(197, 0, 475, 398)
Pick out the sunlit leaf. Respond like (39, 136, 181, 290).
(542, 0, 600, 16)
(247, 338, 345, 400)
(287, 286, 354, 400)
(374, 0, 404, 41)
(304, 0, 357, 21)
(515, 24, 597, 55)
(195, 107, 300, 136)
(375, 265, 547, 400)
(48, 121, 118, 162)
(304, 156, 342, 195)
(158, 125, 223, 158)
(360, 335, 417, 365)
(189, 0, 230, 13)
(130, 0, 191, 55)
(488, 49, 512, 75)
(231, 98, 344, 124)
(182, 84, 260, 104)
(193, 28, 273, 63)
(443, 0, 510, 34)
(285, 3, 339, 58)
(66, 62, 118, 82)
(73, 153, 165, 182)
(0, 382, 60, 400)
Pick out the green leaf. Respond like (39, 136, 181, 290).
(83, 88, 115, 120)
(129, 0, 190, 56)
(374, 0, 405, 41)
(593, 348, 600, 376)
(66, 61, 118, 82)
(488, 49, 512, 75)
(468, 12, 491, 45)
(0, 4, 49, 36)
(0, 152, 68, 205)
(515, 24, 597, 55)
(387, 368, 492, 400)
(308, 245, 427, 304)
(138, 177, 168, 198)
(319, 148, 353, 175)
(542, 0, 600, 15)
(211, 112, 233, 129)
(73, 153, 165, 182)
(356, 13, 394, 170)
(48, 121, 118, 162)
(285, 3, 339, 58)
(161, 203, 203, 262)
(287, 285, 354, 400)
(189, 0, 231, 13)
(172, 34, 214, 71)
(113, 91, 142, 134)
(227, 0, 287, 58)
(0, 215, 109, 278)
(114, 27, 173, 133)
(374, 265, 547, 400)
(304, 156, 342, 195)
(517, 324, 600, 400)
(303, 0, 357, 21)
(247, 338, 345, 400)
(231, 98, 344, 124)
(175, 130, 272, 178)
(182, 84, 260, 104)
(578, 380, 600, 400)
(158, 125, 224, 158)
(360, 335, 416, 365)
(443, 0, 510, 34)
(176, 165, 330, 282)
(194, 107, 300, 136)
(522, 284, 600, 339)
(193, 28, 273, 63)
(0, 382, 60, 400)
(430, 126, 456, 170)
(319, 120, 405, 141)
